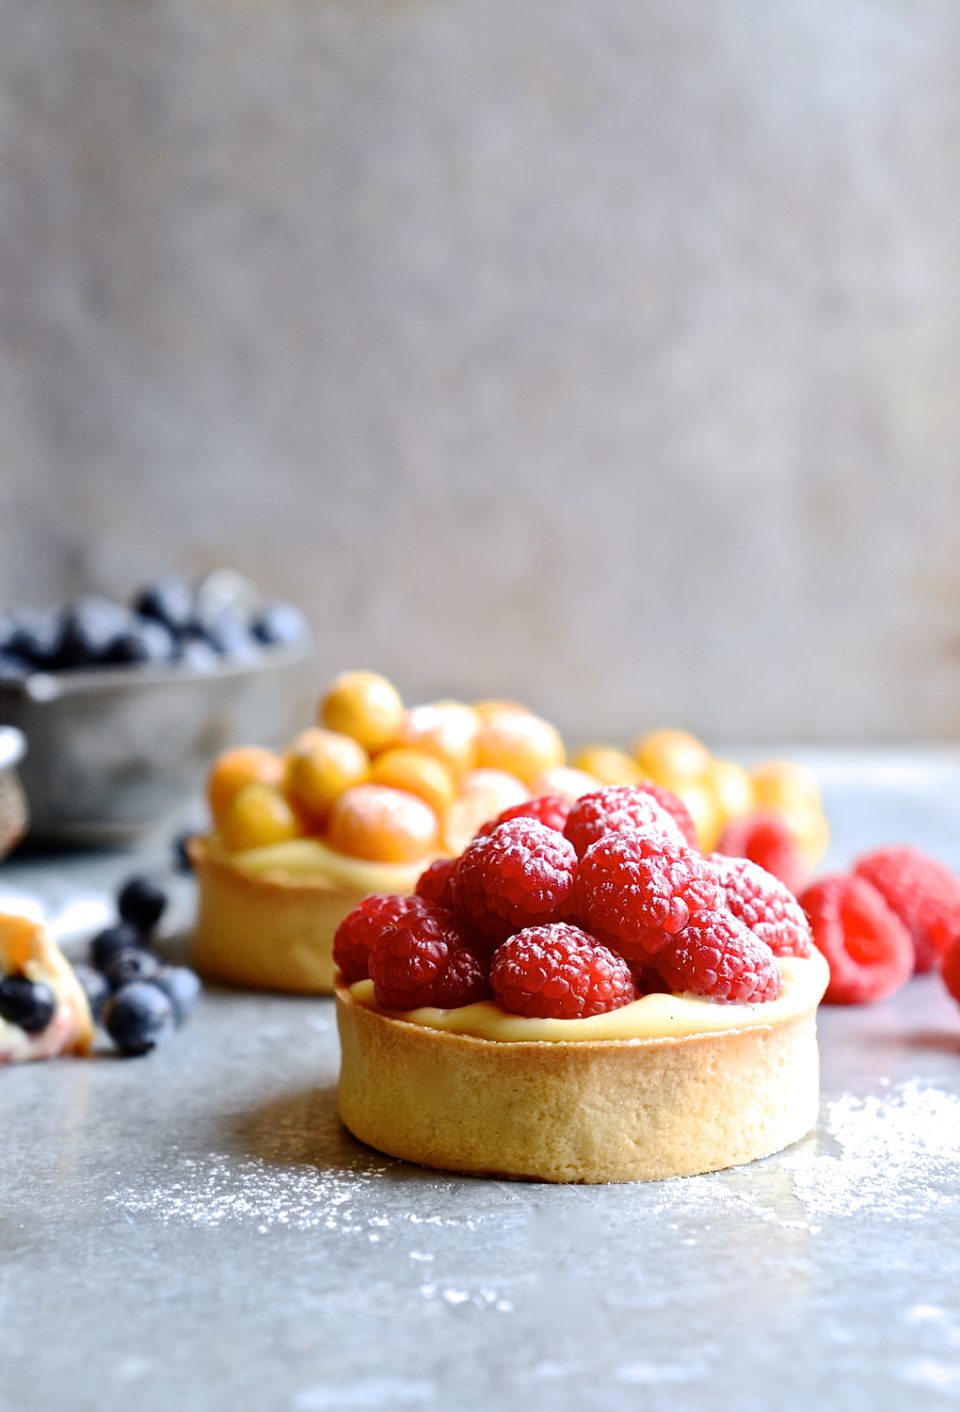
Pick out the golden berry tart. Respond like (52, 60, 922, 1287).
(335, 788, 829, 1183)
(191, 672, 576, 995)
(0, 912, 94, 1063)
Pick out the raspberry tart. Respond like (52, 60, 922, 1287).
(0, 912, 94, 1063)
(335, 787, 829, 1183)
(191, 672, 579, 994)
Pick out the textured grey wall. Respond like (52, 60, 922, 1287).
(3, 0, 960, 744)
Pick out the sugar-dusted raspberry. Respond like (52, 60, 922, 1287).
(633, 782, 698, 849)
(563, 785, 683, 858)
(454, 817, 578, 943)
(853, 846, 960, 973)
(716, 811, 807, 893)
(369, 903, 490, 1010)
(655, 909, 782, 1003)
(573, 828, 720, 958)
(708, 854, 812, 957)
(942, 935, 960, 1005)
(333, 893, 430, 982)
(490, 923, 637, 1019)
(477, 794, 571, 839)
(799, 875, 913, 1005)
(414, 857, 458, 909)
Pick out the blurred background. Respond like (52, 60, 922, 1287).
(3, 0, 960, 747)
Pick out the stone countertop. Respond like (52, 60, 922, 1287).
(3, 753, 960, 1412)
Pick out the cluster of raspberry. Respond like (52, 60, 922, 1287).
(333, 784, 811, 1020)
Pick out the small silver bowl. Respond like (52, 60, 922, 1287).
(0, 726, 28, 857)
(0, 645, 312, 845)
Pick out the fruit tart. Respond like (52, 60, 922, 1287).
(0, 912, 94, 1062)
(191, 672, 579, 994)
(335, 785, 829, 1183)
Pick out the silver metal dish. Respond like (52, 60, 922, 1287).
(0, 645, 312, 844)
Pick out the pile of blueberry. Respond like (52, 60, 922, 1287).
(75, 876, 202, 1057)
(0, 572, 309, 679)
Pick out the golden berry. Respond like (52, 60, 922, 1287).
(572, 745, 641, 786)
(633, 729, 712, 786)
(392, 701, 481, 776)
(475, 708, 565, 785)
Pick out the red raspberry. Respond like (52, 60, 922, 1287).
(573, 828, 720, 959)
(477, 794, 571, 839)
(490, 923, 637, 1019)
(369, 903, 490, 1010)
(454, 817, 578, 943)
(633, 782, 698, 849)
(414, 857, 458, 909)
(333, 893, 430, 983)
(708, 854, 811, 957)
(716, 811, 807, 893)
(853, 846, 960, 973)
(563, 785, 683, 858)
(799, 875, 913, 1005)
(942, 935, 960, 1004)
(655, 909, 782, 1002)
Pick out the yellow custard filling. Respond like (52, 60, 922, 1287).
(207, 835, 429, 893)
(348, 949, 829, 1043)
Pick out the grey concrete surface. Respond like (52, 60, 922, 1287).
(2, 752, 960, 1411)
(4, 2, 960, 743)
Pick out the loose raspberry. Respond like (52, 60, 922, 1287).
(369, 903, 490, 1010)
(333, 893, 430, 983)
(708, 854, 812, 957)
(490, 923, 637, 1019)
(454, 817, 578, 943)
(572, 828, 720, 958)
(563, 785, 683, 858)
(414, 857, 457, 909)
(853, 846, 960, 973)
(716, 810, 807, 893)
(942, 935, 960, 1005)
(655, 909, 782, 1002)
(799, 875, 913, 1005)
(633, 783, 698, 849)
(477, 794, 571, 839)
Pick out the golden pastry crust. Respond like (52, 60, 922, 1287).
(336, 986, 822, 1183)
(0, 913, 94, 1062)
(190, 838, 356, 993)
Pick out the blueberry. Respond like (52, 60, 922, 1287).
(71, 962, 111, 1021)
(117, 875, 168, 934)
(133, 579, 196, 635)
(90, 921, 143, 972)
(110, 618, 177, 666)
(251, 601, 308, 648)
(150, 966, 201, 1024)
(0, 650, 30, 680)
(177, 636, 219, 672)
(104, 947, 160, 990)
(0, 611, 17, 653)
(9, 610, 63, 669)
(0, 975, 56, 1034)
(172, 829, 196, 873)
(59, 596, 132, 668)
(197, 611, 260, 660)
(103, 982, 175, 1056)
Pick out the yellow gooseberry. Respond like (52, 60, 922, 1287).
(571, 745, 642, 786)
(207, 746, 285, 826)
(369, 748, 456, 817)
(441, 769, 529, 854)
(474, 708, 565, 786)
(633, 729, 712, 787)
(219, 783, 304, 852)
(285, 729, 370, 824)
(319, 671, 404, 753)
(326, 784, 439, 864)
(392, 701, 481, 776)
